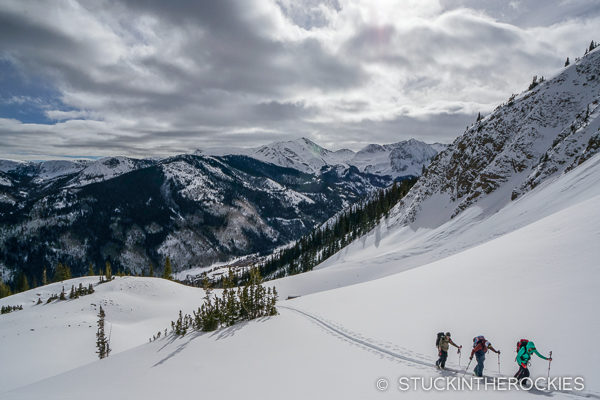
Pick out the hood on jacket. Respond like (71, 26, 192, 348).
(525, 341, 536, 352)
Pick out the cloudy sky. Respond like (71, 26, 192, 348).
(1, 0, 599, 159)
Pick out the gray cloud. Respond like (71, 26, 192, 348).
(0, 0, 599, 160)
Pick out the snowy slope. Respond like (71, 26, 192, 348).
(34, 160, 91, 182)
(0, 160, 26, 173)
(272, 152, 600, 298)
(66, 156, 155, 187)
(0, 276, 204, 392)
(0, 159, 90, 183)
(3, 154, 599, 399)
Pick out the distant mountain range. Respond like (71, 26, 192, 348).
(0, 138, 443, 284)
(197, 137, 446, 177)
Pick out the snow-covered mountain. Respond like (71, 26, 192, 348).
(388, 47, 600, 228)
(0, 154, 392, 281)
(65, 157, 156, 187)
(2, 137, 599, 400)
(349, 138, 443, 177)
(0, 157, 156, 187)
(199, 137, 445, 177)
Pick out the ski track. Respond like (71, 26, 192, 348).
(280, 305, 600, 399)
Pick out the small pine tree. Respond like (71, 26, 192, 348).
(105, 261, 112, 281)
(565, 57, 570, 67)
(88, 263, 95, 276)
(528, 75, 538, 91)
(585, 105, 590, 122)
(96, 306, 111, 359)
(59, 286, 66, 300)
(149, 263, 154, 277)
(0, 281, 12, 298)
(42, 268, 48, 286)
(162, 257, 172, 280)
(17, 272, 30, 293)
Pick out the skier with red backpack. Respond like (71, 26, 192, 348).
(514, 339, 552, 385)
(469, 335, 500, 377)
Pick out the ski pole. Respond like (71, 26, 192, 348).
(463, 358, 472, 376)
(458, 347, 462, 367)
(547, 351, 552, 381)
(498, 352, 501, 374)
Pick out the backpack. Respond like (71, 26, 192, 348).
(436, 332, 445, 347)
(516, 339, 529, 353)
(473, 335, 486, 348)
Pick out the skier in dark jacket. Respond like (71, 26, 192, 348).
(514, 341, 551, 385)
(469, 336, 500, 377)
(436, 332, 462, 369)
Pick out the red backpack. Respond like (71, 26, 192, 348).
(516, 339, 529, 353)
(473, 335, 486, 348)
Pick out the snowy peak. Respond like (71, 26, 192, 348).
(391, 47, 600, 228)
(350, 139, 445, 177)
(199, 137, 443, 177)
(250, 137, 347, 174)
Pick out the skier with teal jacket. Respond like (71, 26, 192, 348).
(514, 340, 552, 384)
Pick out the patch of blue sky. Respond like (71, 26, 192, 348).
(0, 59, 83, 124)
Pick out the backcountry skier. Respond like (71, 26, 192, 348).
(436, 332, 462, 369)
(514, 340, 552, 385)
(469, 335, 500, 377)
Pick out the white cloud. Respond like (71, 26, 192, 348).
(0, 0, 599, 159)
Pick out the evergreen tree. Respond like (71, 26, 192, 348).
(96, 306, 111, 359)
(528, 75, 538, 90)
(88, 263, 95, 276)
(53, 262, 72, 282)
(17, 271, 30, 292)
(42, 268, 48, 286)
(162, 257, 173, 280)
(105, 261, 112, 281)
(564, 57, 570, 67)
(149, 263, 154, 277)
(59, 286, 66, 300)
(0, 281, 11, 298)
